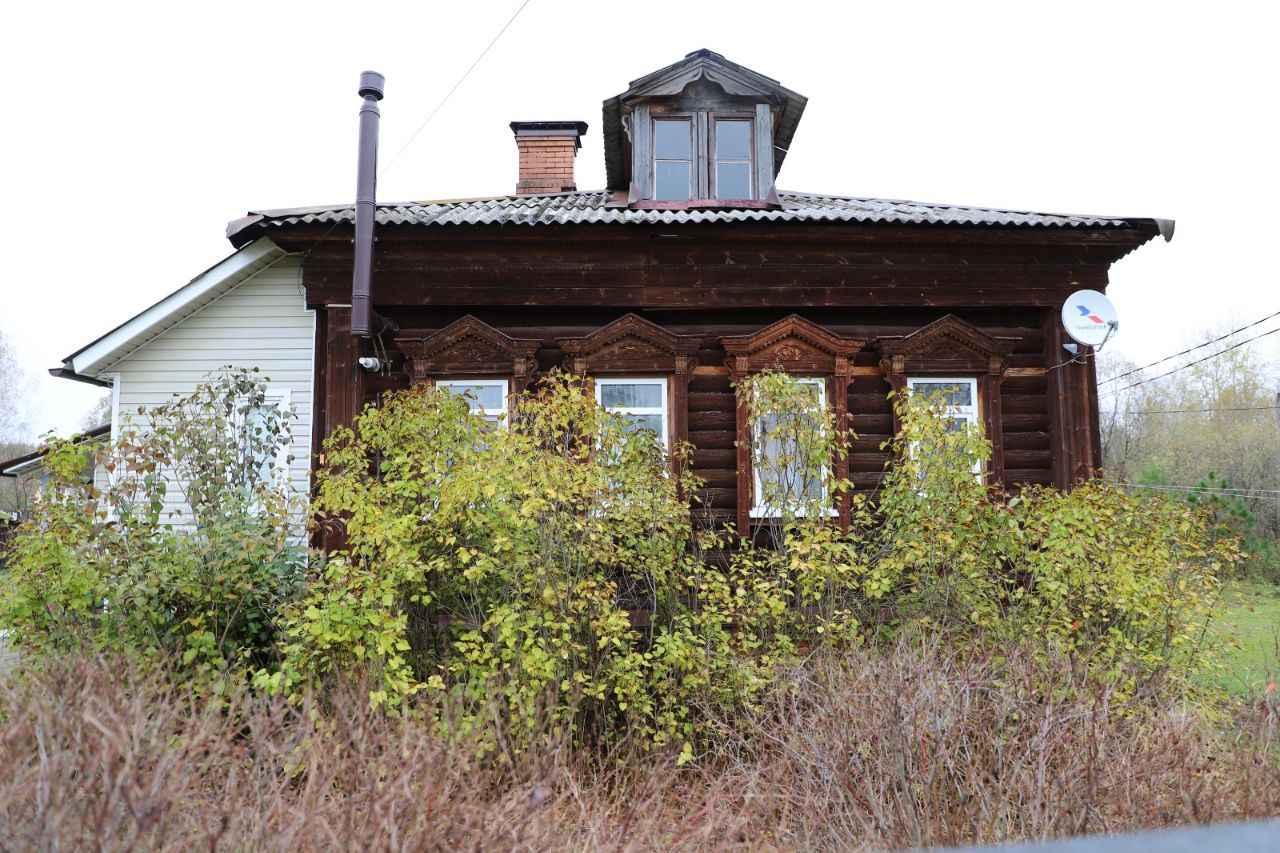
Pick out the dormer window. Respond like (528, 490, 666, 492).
(713, 119, 753, 198)
(651, 115, 755, 201)
(603, 50, 807, 208)
(653, 118, 692, 200)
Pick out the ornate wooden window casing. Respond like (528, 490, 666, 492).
(720, 315, 866, 532)
(558, 313, 700, 454)
(873, 315, 1018, 482)
(395, 315, 541, 392)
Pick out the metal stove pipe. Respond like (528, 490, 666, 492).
(351, 70, 385, 338)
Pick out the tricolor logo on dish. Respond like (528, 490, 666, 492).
(1077, 305, 1106, 325)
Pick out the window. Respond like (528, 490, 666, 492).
(712, 119, 752, 199)
(238, 389, 292, 484)
(905, 377, 982, 475)
(650, 113, 755, 202)
(437, 379, 509, 427)
(595, 377, 668, 450)
(653, 119, 693, 201)
(750, 377, 829, 517)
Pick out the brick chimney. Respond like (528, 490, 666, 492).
(510, 121, 588, 195)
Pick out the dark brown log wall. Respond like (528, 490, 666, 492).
(316, 304, 1065, 528)
(297, 222, 1136, 529)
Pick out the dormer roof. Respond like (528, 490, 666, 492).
(602, 49, 808, 191)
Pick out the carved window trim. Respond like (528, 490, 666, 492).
(872, 315, 1019, 483)
(395, 316, 541, 392)
(719, 315, 866, 532)
(558, 313, 701, 458)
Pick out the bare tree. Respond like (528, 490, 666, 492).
(1098, 327, 1280, 541)
(0, 327, 38, 518)
(0, 326, 33, 443)
(79, 395, 111, 432)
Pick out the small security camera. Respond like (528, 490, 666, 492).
(357, 356, 385, 371)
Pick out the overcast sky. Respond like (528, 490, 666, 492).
(2, 0, 1277, 440)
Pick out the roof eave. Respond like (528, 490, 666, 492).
(58, 238, 289, 380)
(0, 425, 111, 477)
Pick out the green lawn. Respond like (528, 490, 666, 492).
(1211, 580, 1280, 695)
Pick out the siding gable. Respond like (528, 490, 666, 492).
(106, 255, 314, 527)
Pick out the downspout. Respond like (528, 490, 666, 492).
(351, 71, 384, 338)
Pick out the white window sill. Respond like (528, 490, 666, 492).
(749, 507, 840, 519)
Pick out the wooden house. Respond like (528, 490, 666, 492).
(48, 50, 1171, 534)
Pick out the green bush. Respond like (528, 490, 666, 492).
(0, 368, 305, 683)
(1, 364, 1233, 753)
(266, 373, 1238, 756)
(868, 391, 1234, 682)
(265, 375, 802, 756)
(1183, 472, 1280, 584)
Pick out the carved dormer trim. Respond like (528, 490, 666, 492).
(720, 314, 866, 381)
(873, 315, 1017, 382)
(603, 49, 807, 194)
(558, 313, 701, 375)
(395, 316, 540, 390)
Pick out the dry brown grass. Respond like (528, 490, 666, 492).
(1, 641, 1276, 851)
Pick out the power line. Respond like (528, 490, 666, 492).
(380, 0, 533, 178)
(1118, 482, 1280, 502)
(1111, 405, 1280, 415)
(297, 2, 533, 262)
(1099, 306, 1280, 386)
(1099, 325, 1280, 400)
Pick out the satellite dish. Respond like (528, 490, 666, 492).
(1061, 289, 1119, 350)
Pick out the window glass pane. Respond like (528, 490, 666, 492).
(753, 383, 827, 512)
(653, 119, 691, 159)
(715, 120, 751, 160)
(622, 413, 665, 436)
(654, 161, 691, 201)
(715, 162, 751, 199)
(440, 382, 505, 412)
(759, 435, 823, 503)
(600, 382, 663, 409)
(911, 381, 973, 407)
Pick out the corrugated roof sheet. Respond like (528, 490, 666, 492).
(231, 191, 1152, 243)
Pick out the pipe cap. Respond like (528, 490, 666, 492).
(358, 71, 385, 100)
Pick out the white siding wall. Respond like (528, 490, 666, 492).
(107, 256, 314, 527)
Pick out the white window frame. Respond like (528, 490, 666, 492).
(230, 388, 293, 519)
(648, 112, 758, 202)
(436, 378, 510, 427)
(233, 388, 292, 475)
(905, 376, 982, 476)
(594, 377, 669, 451)
(749, 376, 833, 518)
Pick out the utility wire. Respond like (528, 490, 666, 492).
(1118, 483, 1280, 502)
(1099, 306, 1280, 386)
(1099, 325, 1280, 400)
(380, 0, 533, 178)
(1120, 482, 1280, 497)
(294, 1, 532, 263)
(1112, 405, 1280, 415)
